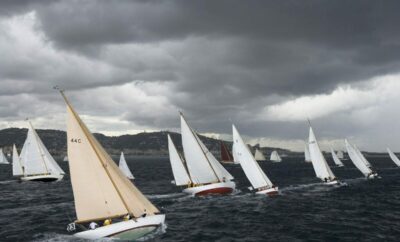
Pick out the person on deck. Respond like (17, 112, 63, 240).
(103, 219, 112, 226)
(89, 222, 98, 230)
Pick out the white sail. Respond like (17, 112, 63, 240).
(12, 144, 23, 176)
(336, 150, 344, 159)
(308, 127, 336, 181)
(63, 155, 68, 162)
(62, 91, 159, 223)
(232, 124, 273, 189)
(353, 144, 372, 168)
(0, 148, 9, 164)
(330, 148, 344, 167)
(387, 148, 400, 167)
(270, 150, 282, 162)
(168, 134, 191, 186)
(232, 143, 240, 164)
(304, 143, 311, 162)
(254, 149, 266, 161)
(345, 139, 372, 177)
(180, 114, 233, 184)
(119, 152, 135, 180)
(19, 122, 64, 176)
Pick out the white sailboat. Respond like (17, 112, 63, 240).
(169, 113, 235, 196)
(17, 121, 64, 182)
(345, 139, 378, 179)
(119, 152, 135, 180)
(232, 124, 278, 196)
(330, 148, 344, 167)
(308, 126, 339, 185)
(270, 150, 282, 162)
(12, 144, 23, 177)
(59, 90, 165, 240)
(0, 148, 9, 164)
(304, 142, 311, 163)
(336, 150, 344, 159)
(387, 148, 400, 167)
(254, 149, 266, 161)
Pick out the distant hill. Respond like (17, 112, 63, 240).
(0, 128, 292, 157)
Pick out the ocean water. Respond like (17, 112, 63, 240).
(1, 156, 400, 241)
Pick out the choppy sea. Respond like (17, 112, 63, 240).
(1, 156, 400, 241)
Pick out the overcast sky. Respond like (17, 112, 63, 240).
(1, 0, 400, 151)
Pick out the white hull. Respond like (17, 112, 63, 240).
(255, 186, 279, 196)
(20, 174, 64, 182)
(366, 173, 380, 180)
(324, 180, 339, 185)
(74, 214, 165, 240)
(183, 181, 235, 196)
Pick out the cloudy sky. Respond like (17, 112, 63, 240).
(1, 0, 400, 151)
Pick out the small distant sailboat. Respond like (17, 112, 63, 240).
(59, 90, 165, 240)
(168, 113, 235, 196)
(220, 141, 234, 164)
(336, 150, 344, 159)
(0, 148, 9, 164)
(254, 148, 266, 161)
(304, 142, 311, 163)
(345, 139, 379, 179)
(308, 125, 339, 185)
(63, 155, 68, 162)
(17, 121, 65, 182)
(232, 124, 278, 196)
(387, 148, 400, 167)
(119, 152, 135, 180)
(330, 148, 344, 167)
(270, 150, 282, 162)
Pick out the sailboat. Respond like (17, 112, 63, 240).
(220, 141, 234, 164)
(12, 144, 23, 177)
(336, 150, 344, 159)
(270, 150, 282, 162)
(345, 139, 378, 179)
(17, 121, 64, 182)
(232, 124, 278, 196)
(168, 113, 235, 196)
(387, 148, 400, 167)
(330, 148, 344, 167)
(63, 155, 68, 162)
(119, 152, 135, 180)
(254, 148, 266, 161)
(304, 142, 311, 163)
(59, 90, 165, 240)
(308, 126, 339, 185)
(0, 148, 9, 164)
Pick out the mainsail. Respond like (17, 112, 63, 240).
(232, 124, 273, 189)
(19, 122, 64, 176)
(330, 148, 344, 167)
(270, 150, 282, 162)
(304, 143, 311, 162)
(180, 113, 233, 185)
(220, 141, 234, 162)
(387, 148, 400, 167)
(254, 149, 266, 161)
(12, 144, 23, 176)
(168, 134, 191, 186)
(0, 148, 9, 164)
(119, 152, 135, 180)
(61, 91, 159, 223)
(345, 139, 373, 177)
(308, 127, 336, 181)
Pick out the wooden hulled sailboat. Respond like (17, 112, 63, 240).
(119, 152, 135, 180)
(387, 148, 400, 167)
(304, 142, 311, 163)
(232, 124, 278, 196)
(345, 139, 379, 179)
(17, 121, 64, 182)
(308, 126, 340, 185)
(220, 141, 234, 164)
(0, 148, 9, 164)
(254, 149, 266, 161)
(330, 148, 344, 167)
(59, 90, 165, 240)
(270, 150, 282, 162)
(168, 113, 235, 196)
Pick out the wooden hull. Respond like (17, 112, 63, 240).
(20, 174, 63, 182)
(74, 214, 165, 240)
(183, 181, 236, 196)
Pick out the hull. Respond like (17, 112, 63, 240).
(366, 173, 380, 179)
(324, 180, 339, 185)
(74, 214, 165, 240)
(255, 187, 279, 196)
(21, 174, 64, 182)
(183, 181, 235, 196)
